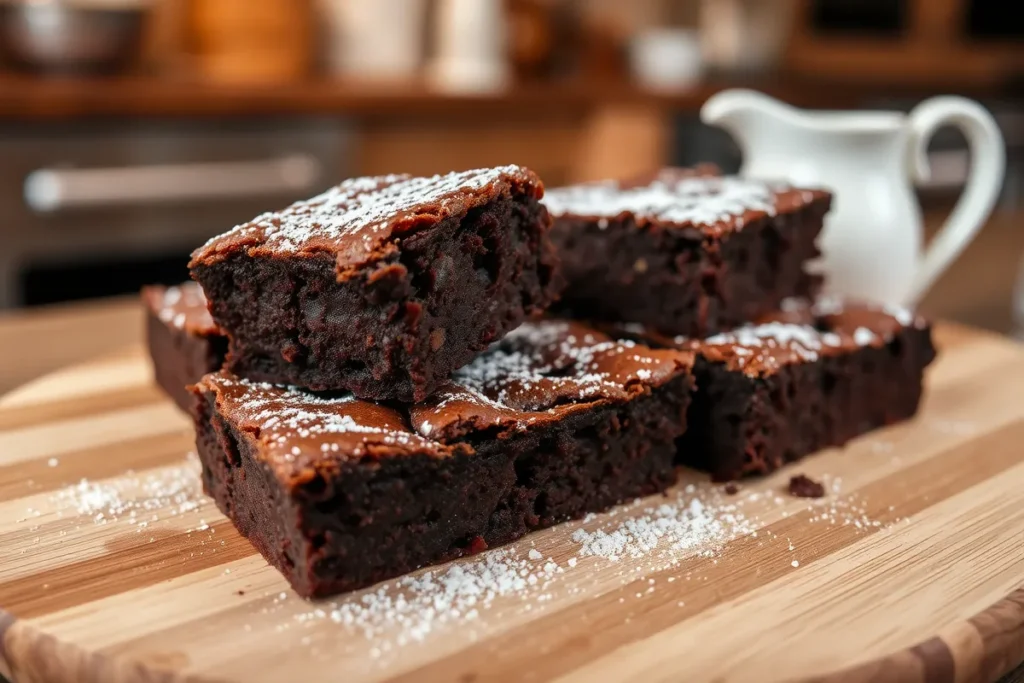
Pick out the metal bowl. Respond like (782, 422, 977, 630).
(0, 0, 150, 74)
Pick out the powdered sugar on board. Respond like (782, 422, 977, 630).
(13, 446, 910, 672)
(542, 173, 792, 229)
(276, 474, 901, 665)
(196, 165, 531, 257)
(17, 453, 207, 533)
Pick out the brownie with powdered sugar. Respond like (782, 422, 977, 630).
(613, 299, 936, 481)
(142, 282, 226, 412)
(544, 166, 831, 337)
(191, 319, 693, 597)
(190, 165, 561, 402)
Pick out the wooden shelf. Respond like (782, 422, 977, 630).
(786, 0, 1024, 87)
(0, 73, 1014, 123)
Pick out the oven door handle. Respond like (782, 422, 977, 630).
(24, 154, 323, 213)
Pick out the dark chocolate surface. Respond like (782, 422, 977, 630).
(143, 282, 226, 411)
(196, 372, 451, 485)
(189, 165, 560, 401)
(545, 166, 829, 338)
(192, 319, 695, 597)
(196, 319, 695, 467)
(623, 298, 927, 378)
(410, 320, 693, 439)
(190, 165, 542, 274)
(627, 297, 939, 481)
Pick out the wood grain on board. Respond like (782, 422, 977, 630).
(0, 324, 1022, 683)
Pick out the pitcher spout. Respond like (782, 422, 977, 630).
(703, 88, 906, 139)
(700, 89, 802, 142)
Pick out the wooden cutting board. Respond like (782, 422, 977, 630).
(2, 323, 1024, 683)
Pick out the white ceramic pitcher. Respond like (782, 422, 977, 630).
(701, 89, 1006, 306)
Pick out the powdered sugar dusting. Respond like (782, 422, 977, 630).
(205, 374, 440, 460)
(41, 453, 204, 528)
(570, 495, 750, 562)
(853, 327, 878, 346)
(152, 282, 212, 331)
(699, 322, 842, 372)
(198, 165, 527, 256)
(283, 481, 755, 658)
(882, 303, 917, 327)
(278, 475, 901, 663)
(452, 324, 637, 404)
(318, 547, 565, 645)
(802, 296, 921, 329)
(695, 313, 908, 374)
(419, 320, 683, 428)
(543, 173, 787, 229)
(704, 322, 838, 350)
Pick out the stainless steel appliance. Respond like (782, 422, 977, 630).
(0, 118, 349, 308)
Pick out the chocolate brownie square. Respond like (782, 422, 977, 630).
(142, 282, 226, 412)
(190, 165, 562, 402)
(544, 166, 831, 337)
(616, 299, 936, 481)
(191, 320, 693, 597)
(409, 321, 695, 531)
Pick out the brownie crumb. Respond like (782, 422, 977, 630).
(724, 483, 740, 495)
(466, 536, 489, 554)
(788, 474, 825, 498)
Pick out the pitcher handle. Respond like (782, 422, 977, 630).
(905, 97, 1005, 306)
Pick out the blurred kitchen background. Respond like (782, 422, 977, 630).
(0, 0, 1021, 335)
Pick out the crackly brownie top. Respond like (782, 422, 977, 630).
(618, 298, 927, 378)
(408, 320, 693, 439)
(142, 282, 219, 336)
(196, 371, 454, 485)
(190, 165, 543, 270)
(542, 166, 829, 238)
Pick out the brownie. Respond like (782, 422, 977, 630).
(543, 166, 831, 337)
(616, 299, 936, 481)
(191, 320, 693, 597)
(190, 165, 562, 402)
(142, 282, 226, 412)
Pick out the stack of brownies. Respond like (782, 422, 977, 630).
(143, 164, 935, 598)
